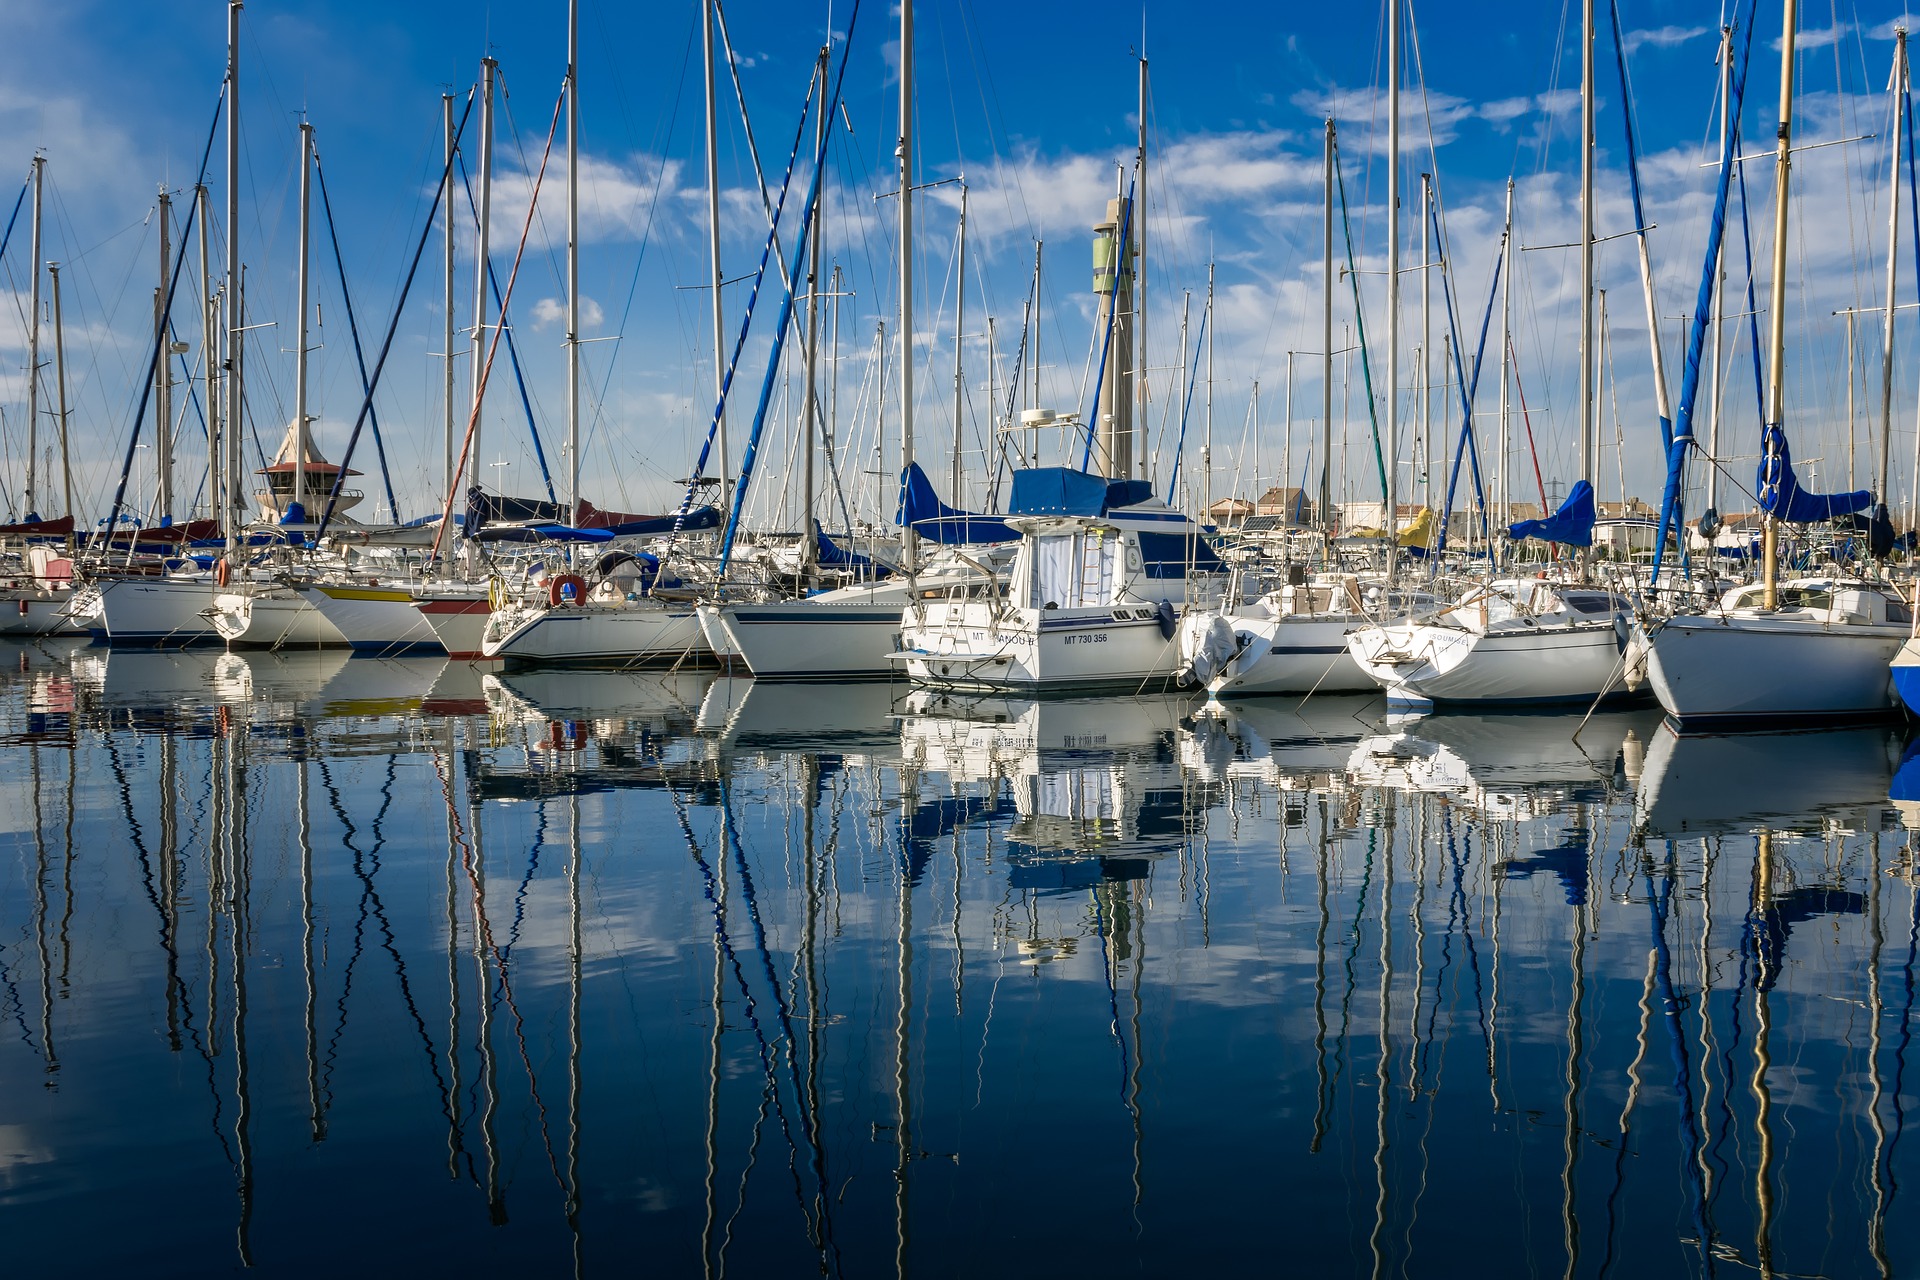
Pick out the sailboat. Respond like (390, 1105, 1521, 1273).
(1638, 0, 1909, 726)
(95, 11, 249, 648)
(1343, 0, 1636, 712)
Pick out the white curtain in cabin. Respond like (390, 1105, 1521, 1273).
(1032, 534, 1079, 608)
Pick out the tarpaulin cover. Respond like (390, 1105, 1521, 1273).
(895, 462, 1015, 543)
(1756, 425, 1873, 523)
(473, 522, 616, 544)
(1007, 467, 1113, 518)
(816, 522, 894, 577)
(1508, 478, 1597, 547)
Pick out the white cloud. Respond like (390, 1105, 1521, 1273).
(1776, 22, 1852, 51)
(530, 295, 605, 331)
(1622, 25, 1709, 55)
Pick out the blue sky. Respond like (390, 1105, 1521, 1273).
(1, 0, 1917, 527)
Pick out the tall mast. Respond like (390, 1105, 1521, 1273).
(1761, 0, 1800, 609)
(898, 0, 917, 571)
(566, 0, 581, 524)
(1880, 27, 1909, 500)
(155, 187, 174, 519)
(1137, 55, 1148, 481)
(801, 42, 827, 575)
(224, 1, 243, 555)
(469, 57, 497, 500)
(1707, 24, 1732, 520)
(1385, 0, 1400, 579)
(293, 121, 313, 523)
(1322, 120, 1334, 537)
(442, 92, 456, 511)
(1420, 171, 1433, 510)
(950, 182, 967, 505)
(48, 261, 71, 529)
(24, 154, 42, 518)
(1579, 0, 1596, 489)
(198, 183, 217, 532)
(1498, 178, 1514, 529)
(1205, 260, 1215, 515)
(703, 0, 728, 504)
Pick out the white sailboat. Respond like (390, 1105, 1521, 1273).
(1638, 0, 1908, 726)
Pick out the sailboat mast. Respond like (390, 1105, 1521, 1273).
(1707, 24, 1731, 520)
(224, 1, 243, 556)
(1762, 0, 1799, 609)
(1880, 28, 1908, 500)
(1323, 120, 1334, 538)
(294, 121, 313, 523)
(442, 93, 456, 514)
(802, 42, 827, 574)
(703, 0, 728, 505)
(1206, 259, 1215, 514)
(1579, 0, 1596, 491)
(48, 261, 71, 530)
(198, 182, 217, 533)
(1385, 0, 1400, 578)
(567, 0, 581, 524)
(898, 0, 917, 572)
(1137, 55, 1148, 482)
(1499, 179, 1514, 529)
(1420, 171, 1432, 510)
(25, 154, 41, 518)
(469, 57, 496, 503)
(950, 182, 966, 506)
(155, 188, 174, 519)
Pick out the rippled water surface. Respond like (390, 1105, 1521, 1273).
(2, 637, 1918, 1277)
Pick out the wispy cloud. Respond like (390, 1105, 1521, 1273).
(1622, 25, 1709, 55)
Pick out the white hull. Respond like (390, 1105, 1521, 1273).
(700, 599, 905, 680)
(95, 575, 224, 646)
(298, 583, 443, 654)
(899, 602, 1181, 692)
(483, 600, 714, 666)
(1187, 613, 1374, 696)
(1347, 620, 1626, 707)
(412, 589, 492, 661)
(211, 589, 349, 648)
(0, 589, 82, 636)
(1642, 615, 1903, 724)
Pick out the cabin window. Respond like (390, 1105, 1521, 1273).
(1029, 532, 1118, 608)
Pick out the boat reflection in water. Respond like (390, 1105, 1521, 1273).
(4, 642, 1920, 1276)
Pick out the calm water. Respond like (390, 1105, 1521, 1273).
(2, 638, 1918, 1277)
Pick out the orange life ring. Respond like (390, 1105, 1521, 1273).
(214, 559, 232, 587)
(548, 573, 588, 607)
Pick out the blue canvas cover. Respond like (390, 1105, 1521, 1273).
(895, 462, 1016, 543)
(1756, 425, 1874, 523)
(473, 522, 616, 544)
(1007, 466, 1111, 518)
(600, 505, 720, 536)
(815, 522, 894, 577)
(1508, 478, 1597, 548)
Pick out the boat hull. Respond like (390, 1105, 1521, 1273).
(412, 591, 492, 661)
(483, 601, 715, 667)
(1192, 613, 1375, 696)
(0, 588, 83, 637)
(899, 604, 1181, 693)
(95, 576, 224, 647)
(298, 583, 443, 654)
(211, 590, 349, 648)
(1347, 620, 1628, 708)
(1645, 615, 1903, 726)
(700, 601, 905, 680)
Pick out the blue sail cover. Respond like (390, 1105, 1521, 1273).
(895, 462, 1016, 543)
(1508, 478, 1596, 547)
(1755, 425, 1873, 523)
(815, 522, 894, 577)
(1007, 466, 1115, 518)
(602, 505, 721, 536)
